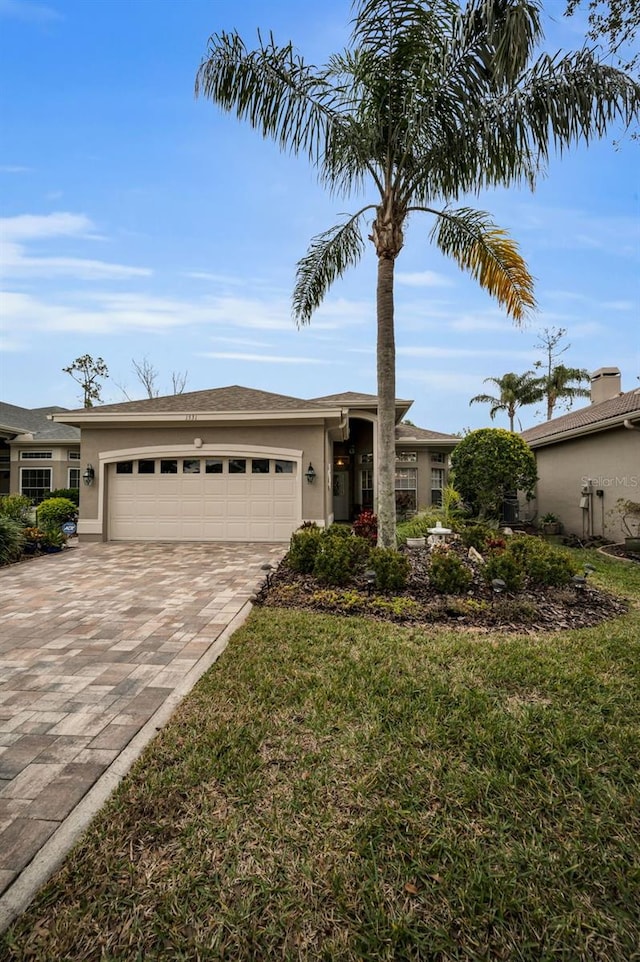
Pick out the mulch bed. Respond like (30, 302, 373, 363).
(256, 542, 628, 633)
(598, 543, 640, 564)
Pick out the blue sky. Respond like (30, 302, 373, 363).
(1, 0, 638, 434)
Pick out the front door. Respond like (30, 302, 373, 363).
(333, 470, 350, 521)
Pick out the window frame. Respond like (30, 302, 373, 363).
(20, 467, 52, 503)
(20, 451, 53, 460)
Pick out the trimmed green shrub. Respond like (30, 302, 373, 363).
(48, 488, 80, 507)
(507, 534, 578, 587)
(368, 547, 411, 592)
(313, 535, 355, 586)
(36, 497, 78, 532)
(483, 552, 525, 592)
(428, 548, 472, 595)
(0, 516, 26, 565)
(0, 494, 33, 525)
(451, 428, 537, 518)
(288, 527, 323, 573)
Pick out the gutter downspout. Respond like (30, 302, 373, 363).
(623, 419, 640, 432)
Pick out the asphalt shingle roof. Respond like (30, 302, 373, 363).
(0, 402, 80, 441)
(521, 389, 640, 445)
(72, 386, 319, 415)
(395, 423, 458, 442)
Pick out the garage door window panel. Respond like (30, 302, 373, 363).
(138, 460, 155, 474)
(205, 459, 223, 474)
(183, 459, 201, 474)
(116, 461, 133, 474)
(160, 460, 178, 474)
(229, 459, 246, 474)
(252, 458, 270, 474)
(274, 460, 294, 474)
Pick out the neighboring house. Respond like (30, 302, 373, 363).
(52, 386, 458, 543)
(0, 402, 81, 502)
(521, 368, 640, 542)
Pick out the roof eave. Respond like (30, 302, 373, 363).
(526, 412, 640, 449)
(52, 407, 348, 427)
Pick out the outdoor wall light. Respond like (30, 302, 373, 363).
(305, 462, 317, 484)
(82, 464, 95, 486)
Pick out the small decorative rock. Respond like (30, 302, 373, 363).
(406, 537, 426, 548)
(468, 546, 484, 564)
(502, 527, 513, 536)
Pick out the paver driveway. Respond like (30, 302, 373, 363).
(0, 540, 285, 928)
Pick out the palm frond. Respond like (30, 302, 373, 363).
(293, 209, 372, 325)
(428, 207, 536, 322)
(195, 31, 340, 164)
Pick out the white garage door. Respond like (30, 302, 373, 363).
(108, 456, 300, 542)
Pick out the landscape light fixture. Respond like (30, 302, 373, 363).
(364, 569, 377, 594)
(305, 463, 317, 484)
(261, 562, 274, 588)
(82, 464, 95, 486)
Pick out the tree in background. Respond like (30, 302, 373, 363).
(565, 0, 639, 74)
(450, 428, 538, 518)
(469, 370, 541, 431)
(115, 358, 189, 400)
(62, 355, 109, 408)
(533, 327, 590, 420)
(131, 357, 188, 399)
(196, 0, 639, 546)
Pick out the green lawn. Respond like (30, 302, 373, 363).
(3, 551, 640, 961)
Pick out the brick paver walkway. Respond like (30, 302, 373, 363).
(0, 541, 285, 919)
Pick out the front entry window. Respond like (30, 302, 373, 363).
(21, 468, 51, 504)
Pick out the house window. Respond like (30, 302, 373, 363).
(395, 451, 417, 463)
(431, 452, 446, 464)
(20, 451, 52, 460)
(228, 459, 246, 474)
(431, 467, 445, 506)
(68, 467, 80, 489)
(252, 459, 270, 474)
(68, 451, 81, 461)
(360, 469, 374, 508)
(360, 453, 373, 464)
(116, 461, 133, 474)
(274, 460, 294, 474)
(182, 459, 201, 474)
(395, 467, 417, 516)
(205, 459, 223, 474)
(20, 468, 51, 503)
(138, 460, 155, 474)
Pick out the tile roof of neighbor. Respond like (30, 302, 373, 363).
(395, 422, 458, 442)
(0, 402, 80, 441)
(521, 389, 640, 445)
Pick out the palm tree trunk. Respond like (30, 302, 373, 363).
(376, 254, 397, 548)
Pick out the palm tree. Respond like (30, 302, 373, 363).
(538, 363, 591, 420)
(195, 0, 639, 547)
(470, 370, 541, 431)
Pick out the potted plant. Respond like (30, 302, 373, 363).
(39, 528, 67, 553)
(540, 512, 562, 535)
(615, 499, 640, 553)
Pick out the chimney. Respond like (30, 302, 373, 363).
(590, 367, 621, 405)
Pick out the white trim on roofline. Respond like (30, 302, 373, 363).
(526, 412, 640, 449)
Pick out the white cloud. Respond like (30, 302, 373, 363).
(0, 164, 32, 174)
(0, 212, 151, 280)
(397, 345, 533, 360)
(198, 352, 334, 365)
(400, 369, 483, 393)
(395, 270, 453, 288)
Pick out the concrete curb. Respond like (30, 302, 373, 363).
(0, 599, 255, 934)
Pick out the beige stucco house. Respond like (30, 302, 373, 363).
(521, 368, 640, 543)
(0, 402, 81, 501)
(52, 386, 458, 543)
